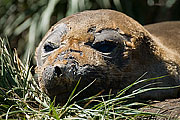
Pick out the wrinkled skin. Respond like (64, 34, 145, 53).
(35, 10, 180, 103)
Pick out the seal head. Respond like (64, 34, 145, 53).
(35, 10, 180, 103)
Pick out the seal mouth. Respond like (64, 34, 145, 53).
(46, 77, 76, 97)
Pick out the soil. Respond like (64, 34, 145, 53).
(139, 98, 180, 120)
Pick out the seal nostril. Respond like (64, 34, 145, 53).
(54, 66, 62, 77)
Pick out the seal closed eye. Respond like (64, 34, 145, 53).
(92, 40, 117, 53)
(35, 9, 180, 104)
(44, 42, 59, 52)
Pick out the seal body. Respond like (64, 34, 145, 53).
(35, 10, 180, 103)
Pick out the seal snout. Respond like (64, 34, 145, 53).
(42, 65, 65, 89)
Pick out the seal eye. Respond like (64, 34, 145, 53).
(93, 41, 117, 53)
(44, 42, 58, 52)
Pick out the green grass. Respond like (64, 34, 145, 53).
(0, 37, 170, 119)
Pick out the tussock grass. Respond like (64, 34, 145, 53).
(0, 37, 168, 119)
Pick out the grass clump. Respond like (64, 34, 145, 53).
(0, 37, 167, 119)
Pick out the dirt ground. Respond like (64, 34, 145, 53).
(140, 98, 180, 120)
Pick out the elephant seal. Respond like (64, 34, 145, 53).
(35, 9, 180, 103)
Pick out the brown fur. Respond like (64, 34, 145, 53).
(145, 21, 180, 64)
(35, 10, 180, 103)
